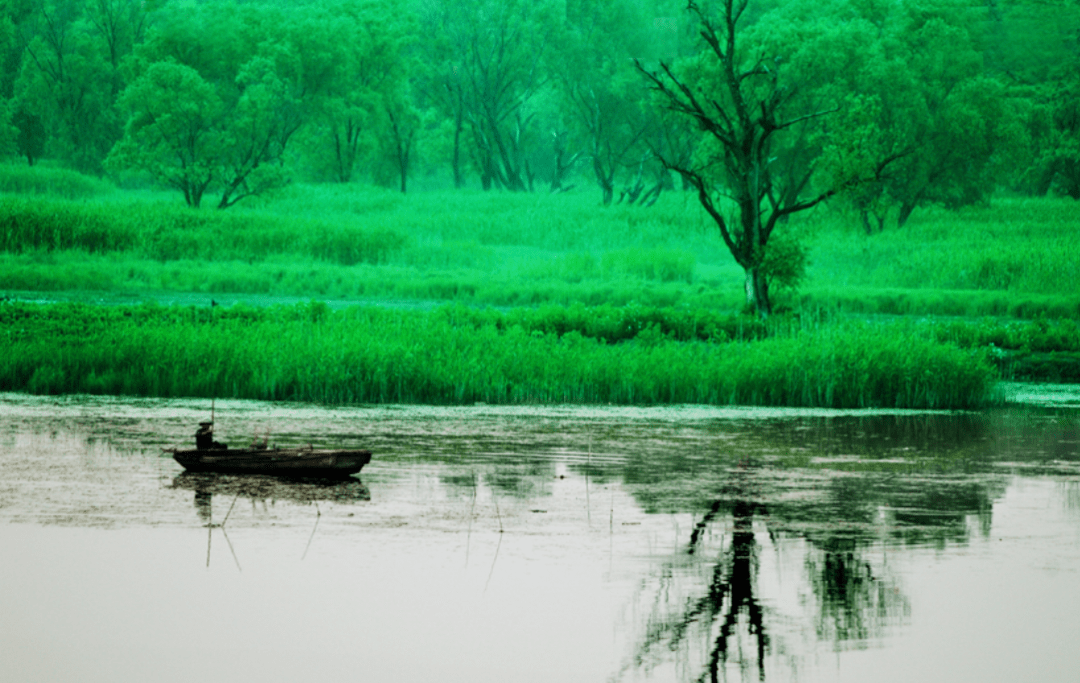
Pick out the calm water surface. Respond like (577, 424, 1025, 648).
(1, 391, 1079, 683)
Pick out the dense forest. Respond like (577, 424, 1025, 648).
(2, 0, 1080, 208)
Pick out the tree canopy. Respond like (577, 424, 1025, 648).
(2, 0, 1075, 208)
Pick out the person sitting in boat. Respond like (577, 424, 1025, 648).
(195, 422, 227, 450)
(250, 430, 269, 450)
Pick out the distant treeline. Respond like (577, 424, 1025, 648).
(1, 0, 1079, 217)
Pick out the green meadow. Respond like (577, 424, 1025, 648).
(2, 165, 1078, 408)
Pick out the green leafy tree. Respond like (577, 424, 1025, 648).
(1031, 81, 1080, 198)
(425, 0, 563, 191)
(414, 0, 469, 188)
(0, 97, 16, 156)
(637, 0, 847, 318)
(110, 0, 317, 206)
(557, 0, 660, 204)
(0, 0, 31, 99)
(12, 107, 45, 164)
(14, 0, 120, 172)
(106, 60, 220, 207)
(800, 0, 1025, 228)
(298, 0, 409, 184)
(85, 0, 149, 98)
(1010, 2, 1080, 199)
(214, 52, 302, 208)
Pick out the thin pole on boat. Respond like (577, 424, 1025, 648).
(220, 527, 242, 572)
(492, 490, 504, 533)
(221, 491, 239, 526)
(301, 504, 321, 560)
(484, 533, 502, 594)
(586, 436, 592, 526)
(206, 505, 213, 568)
(465, 478, 477, 567)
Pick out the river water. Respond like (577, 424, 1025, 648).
(1, 390, 1078, 683)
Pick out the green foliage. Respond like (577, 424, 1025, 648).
(0, 196, 136, 252)
(0, 300, 998, 409)
(0, 0, 1078, 221)
(0, 190, 1076, 320)
(807, 198, 1080, 298)
(759, 231, 808, 294)
(0, 100, 15, 157)
(12, 110, 46, 165)
(526, 246, 695, 283)
(12, 0, 121, 173)
(0, 195, 409, 265)
(890, 317, 1080, 381)
(762, 0, 1028, 228)
(601, 247, 695, 283)
(107, 61, 221, 207)
(0, 163, 114, 198)
(433, 303, 766, 344)
(799, 287, 1080, 320)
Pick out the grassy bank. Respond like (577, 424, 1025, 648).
(0, 301, 998, 409)
(2, 183, 1080, 317)
(1, 185, 1077, 318)
(0, 173, 1076, 405)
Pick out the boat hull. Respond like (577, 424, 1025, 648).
(167, 447, 372, 478)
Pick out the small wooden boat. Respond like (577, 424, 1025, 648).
(166, 446, 372, 478)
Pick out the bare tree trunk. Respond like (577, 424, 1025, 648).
(594, 156, 615, 205)
(745, 267, 771, 319)
(452, 107, 464, 188)
(897, 200, 917, 228)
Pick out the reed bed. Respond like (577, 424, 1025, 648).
(0, 195, 408, 265)
(2, 187, 1077, 318)
(0, 301, 998, 409)
(808, 199, 1080, 296)
(0, 163, 114, 199)
(799, 286, 1080, 319)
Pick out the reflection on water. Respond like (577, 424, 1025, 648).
(1, 394, 1079, 683)
(170, 472, 371, 512)
(168, 473, 372, 568)
(617, 458, 917, 682)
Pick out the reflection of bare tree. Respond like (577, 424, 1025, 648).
(618, 463, 914, 682)
(621, 469, 772, 683)
(805, 540, 910, 646)
(701, 500, 767, 682)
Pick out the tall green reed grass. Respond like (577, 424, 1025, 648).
(0, 163, 114, 199)
(0, 251, 742, 309)
(0, 195, 409, 265)
(0, 301, 998, 409)
(799, 286, 1080, 319)
(806, 198, 1080, 296)
(2, 186, 1077, 319)
(256, 183, 720, 253)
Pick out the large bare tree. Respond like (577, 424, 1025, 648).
(636, 0, 842, 318)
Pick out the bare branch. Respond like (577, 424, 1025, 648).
(774, 106, 839, 131)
